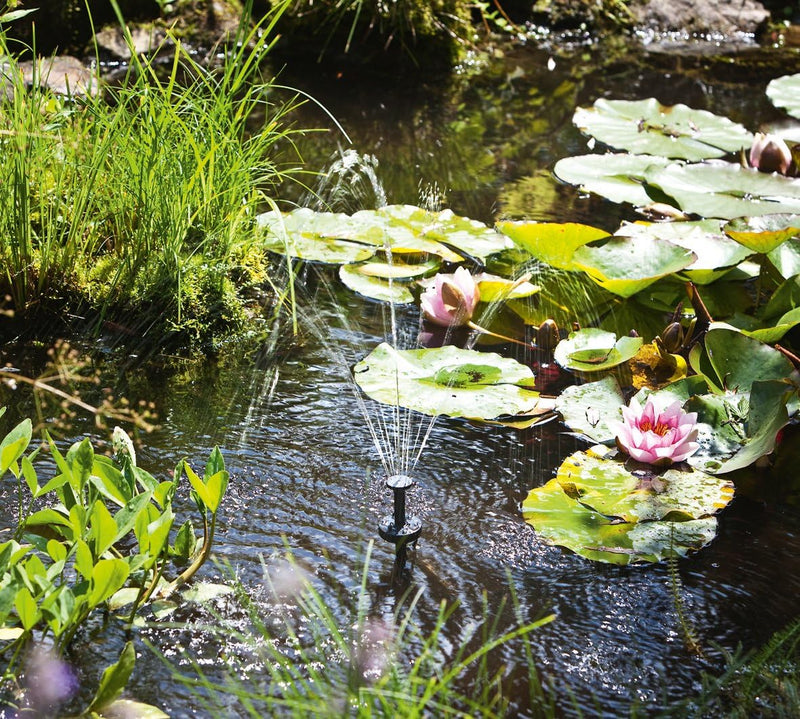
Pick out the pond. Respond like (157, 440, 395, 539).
(3, 29, 800, 717)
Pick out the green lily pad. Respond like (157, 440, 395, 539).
(496, 220, 610, 270)
(522, 450, 730, 565)
(474, 272, 541, 302)
(257, 208, 378, 264)
(555, 375, 625, 444)
(614, 220, 751, 284)
(573, 98, 752, 160)
(552, 153, 673, 206)
(767, 73, 800, 120)
(645, 162, 800, 219)
(688, 325, 797, 395)
(571, 236, 696, 297)
(685, 380, 793, 474)
(723, 214, 800, 254)
(554, 328, 643, 373)
(353, 343, 548, 420)
(339, 256, 439, 303)
(768, 239, 800, 279)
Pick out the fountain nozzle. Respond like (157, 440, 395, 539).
(378, 474, 422, 551)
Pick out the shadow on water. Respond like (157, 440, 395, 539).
(3, 32, 800, 718)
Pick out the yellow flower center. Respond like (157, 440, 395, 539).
(639, 420, 670, 437)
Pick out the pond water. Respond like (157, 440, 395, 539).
(4, 31, 800, 717)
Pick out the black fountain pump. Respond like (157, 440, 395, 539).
(378, 474, 422, 552)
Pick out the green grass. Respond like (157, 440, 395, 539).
(0, 0, 307, 349)
(154, 544, 557, 717)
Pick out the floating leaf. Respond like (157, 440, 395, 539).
(338, 258, 435, 303)
(495, 220, 609, 270)
(474, 272, 541, 302)
(768, 238, 800, 279)
(554, 328, 643, 373)
(522, 450, 729, 565)
(573, 98, 752, 160)
(181, 582, 234, 603)
(615, 220, 751, 284)
(553, 153, 673, 206)
(353, 343, 549, 420)
(555, 375, 625, 444)
(645, 161, 800, 219)
(723, 214, 800, 254)
(767, 73, 800, 120)
(571, 235, 695, 298)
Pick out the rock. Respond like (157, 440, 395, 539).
(95, 26, 172, 61)
(17, 56, 99, 97)
(633, 0, 771, 36)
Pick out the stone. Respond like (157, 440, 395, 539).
(17, 56, 99, 97)
(633, 0, 771, 36)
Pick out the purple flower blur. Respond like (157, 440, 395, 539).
(614, 396, 699, 466)
(419, 266, 480, 327)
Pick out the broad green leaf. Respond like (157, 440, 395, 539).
(474, 272, 540, 302)
(0, 418, 31, 477)
(90, 501, 118, 558)
(555, 375, 625, 443)
(553, 153, 673, 206)
(14, 587, 38, 631)
(203, 470, 228, 514)
(573, 98, 752, 160)
(170, 519, 196, 562)
(767, 73, 800, 119)
(554, 329, 643, 373)
(74, 539, 94, 581)
(99, 700, 169, 719)
(522, 475, 721, 565)
(354, 343, 551, 420)
(21, 456, 39, 497)
(614, 220, 751, 284)
(88, 559, 130, 607)
(24, 507, 73, 540)
(496, 220, 609, 270)
(339, 264, 416, 303)
(572, 236, 696, 297)
(723, 214, 800, 253)
(690, 325, 796, 395)
(645, 161, 800, 219)
(768, 238, 800, 279)
(86, 641, 136, 713)
(67, 438, 94, 493)
(182, 462, 212, 510)
(113, 492, 154, 546)
(46, 540, 67, 563)
(90, 457, 131, 506)
(181, 582, 234, 603)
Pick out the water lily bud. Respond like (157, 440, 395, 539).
(536, 319, 560, 352)
(420, 266, 480, 327)
(659, 321, 684, 354)
(612, 397, 699, 467)
(749, 132, 792, 175)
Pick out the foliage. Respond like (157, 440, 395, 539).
(156, 546, 556, 717)
(0, 2, 304, 349)
(0, 412, 228, 714)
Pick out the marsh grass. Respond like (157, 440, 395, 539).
(0, 0, 308, 348)
(152, 545, 556, 717)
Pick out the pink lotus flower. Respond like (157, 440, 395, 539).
(614, 397, 699, 466)
(420, 266, 480, 327)
(749, 132, 793, 175)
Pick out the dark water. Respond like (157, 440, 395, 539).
(4, 32, 800, 717)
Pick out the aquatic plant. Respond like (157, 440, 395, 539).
(613, 396, 699, 466)
(0, 413, 229, 714)
(749, 132, 794, 175)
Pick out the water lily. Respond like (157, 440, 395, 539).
(420, 266, 480, 327)
(749, 132, 793, 175)
(614, 396, 699, 466)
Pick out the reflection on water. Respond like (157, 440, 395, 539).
(3, 35, 800, 717)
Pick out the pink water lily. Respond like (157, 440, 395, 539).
(749, 132, 793, 175)
(420, 266, 480, 327)
(614, 396, 699, 466)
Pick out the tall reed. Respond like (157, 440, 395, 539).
(0, 0, 307, 347)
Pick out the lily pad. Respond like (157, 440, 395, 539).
(768, 238, 800, 279)
(496, 220, 610, 270)
(767, 73, 800, 120)
(688, 325, 797, 395)
(353, 343, 548, 420)
(522, 450, 731, 565)
(571, 236, 696, 297)
(645, 162, 800, 219)
(473, 272, 541, 302)
(723, 214, 800, 254)
(554, 328, 643, 373)
(614, 220, 751, 284)
(555, 375, 625, 444)
(552, 153, 673, 206)
(573, 98, 752, 160)
(339, 257, 440, 303)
